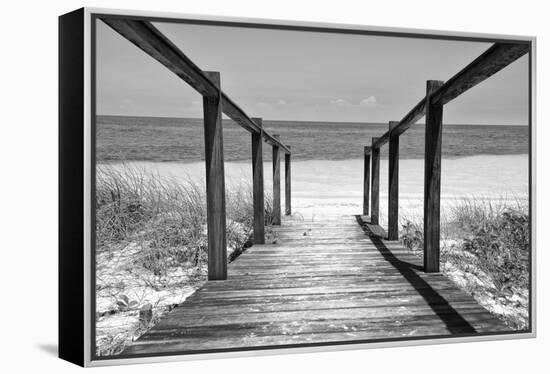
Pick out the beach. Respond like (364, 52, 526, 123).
(112, 153, 529, 223)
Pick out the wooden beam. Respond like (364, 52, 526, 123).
(272, 135, 282, 225)
(265, 132, 290, 154)
(363, 146, 371, 216)
(251, 117, 265, 244)
(102, 18, 291, 154)
(370, 138, 380, 225)
(202, 71, 227, 280)
(285, 146, 292, 216)
(372, 42, 529, 148)
(432, 43, 529, 106)
(423, 80, 445, 273)
(388, 121, 400, 241)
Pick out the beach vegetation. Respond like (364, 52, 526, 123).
(95, 163, 274, 355)
(400, 197, 529, 330)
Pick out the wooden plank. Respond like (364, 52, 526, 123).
(363, 146, 371, 215)
(183, 288, 482, 306)
(202, 71, 227, 280)
(125, 312, 508, 355)
(251, 117, 265, 244)
(154, 305, 492, 327)
(370, 138, 380, 225)
(139, 312, 506, 340)
(373, 42, 529, 147)
(101, 18, 290, 153)
(272, 134, 282, 225)
(424, 80, 445, 273)
(285, 146, 291, 215)
(388, 121, 400, 240)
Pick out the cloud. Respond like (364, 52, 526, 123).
(119, 98, 134, 109)
(330, 97, 379, 108)
(330, 98, 353, 107)
(277, 99, 287, 105)
(359, 96, 379, 107)
(257, 102, 270, 108)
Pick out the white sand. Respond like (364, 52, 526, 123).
(114, 154, 529, 224)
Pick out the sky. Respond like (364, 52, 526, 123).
(96, 19, 529, 125)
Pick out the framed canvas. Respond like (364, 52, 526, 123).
(59, 7, 536, 367)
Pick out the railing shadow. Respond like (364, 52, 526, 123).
(354, 215, 477, 335)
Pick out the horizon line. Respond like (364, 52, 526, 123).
(96, 113, 528, 127)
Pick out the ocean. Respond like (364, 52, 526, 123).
(96, 115, 529, 163)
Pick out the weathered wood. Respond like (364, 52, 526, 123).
(251, 117, 265, 244)
(101, 18, 290, 153)
(370, 139, 380, 225)
(424, 80, 445, 273)
(272, 135, 281, 225)
(372, 42, 529, 148)
(363, 146, 371, 216)
(202, 71, 227, 280)
(285, 146, 292, 216)
(432, 43, 529, 106)
(388, 121, 400, 240)
(123, 215, 509, 355)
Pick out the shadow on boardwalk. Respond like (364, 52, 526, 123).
(355, 215, 476, 334)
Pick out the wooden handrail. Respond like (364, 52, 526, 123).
(365, 40, 529, 274)
(373, 42, 529, 148)
(102, 17, 294, 280)
(102, 18, 291, 154)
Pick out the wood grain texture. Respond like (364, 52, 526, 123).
(370, 139, 380, 225)
(203, 72, 227, 280)
(272, 135, 281, 225)
(423, 80, 445, 273)
(285, 147, 292, 216)
(251, 118, 265, 244)
(372, 42, 529, 147)
(101, 18, 290, 154)
(122, 214, 509, 355)
(388, 121, 400, 241)
(363, 147, 371, 216)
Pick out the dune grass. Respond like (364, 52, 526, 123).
(399, 197, 530, 329)
(95, 163, 274, 355)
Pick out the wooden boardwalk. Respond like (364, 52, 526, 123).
(123, 215, 509, 355)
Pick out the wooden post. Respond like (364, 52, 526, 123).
(272, 135, 281, 225)
(370, 138, 380, 225)
(424, 80, 445, 273)
(285, 146, 291, 216)
(388, 121, 400, 240)
(363, 146, 371, 216)
(202, 71, 227, 280)
(251, 117, 265, 244)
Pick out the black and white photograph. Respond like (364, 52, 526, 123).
(5, 0, 550, 371)
(88, 12, 532, 359)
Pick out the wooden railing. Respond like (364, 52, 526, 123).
(103, 19, 292, 281)
(363, 42, 529, 273)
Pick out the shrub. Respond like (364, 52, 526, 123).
(461, 208, 529, 293)
(400, 198, 529, 296)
